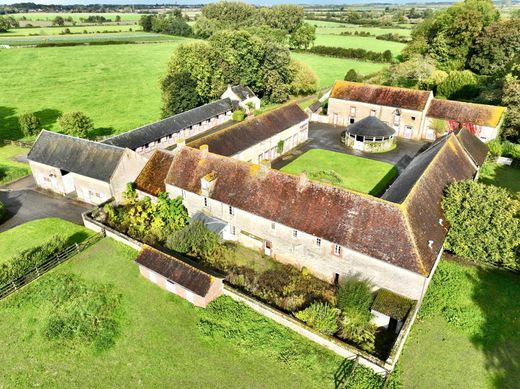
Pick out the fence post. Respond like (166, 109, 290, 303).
(11, 281, 17, 290)
(36, 266, 40, 276)
(75, 243, 80, 254)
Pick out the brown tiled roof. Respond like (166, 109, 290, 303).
(188, 104, 308, 156)
(330, 81, 431, 111)
(166, 147, 424, 274)
(134, 149, 175, 197)
(426, 98, 505, 127)
(135, 245, 214, 296)
(456, 128, 488, 166)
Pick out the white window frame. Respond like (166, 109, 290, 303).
(271, 222, 276, 230)
(229, 205, 234, 216)
(181, 189, 186, 199)
(203, 197, 208, 207)
(334, 244, 342, 256)
(316, 238, 321, 248)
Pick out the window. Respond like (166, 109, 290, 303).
(231, 225, 236, 235)
(292, 229, 298, 238)
(349, 117, 355, 124)
(271, 222, 276, 230)
(229, 205, 234, 216)
(203, 197, 208, 207)
(181, 189, 186, 199)
(334, 244, 342, 256)
(370, 109, 376, 117)
(411, 116, 416, 121)
(316, 238, 321, 247)
(350, 106, 356, 115)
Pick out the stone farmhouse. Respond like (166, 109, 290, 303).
(221, 85, 261, 113)
(134, 127, 487, 301)
(28, 131, 147, 204)
(326, 81, 505, 142)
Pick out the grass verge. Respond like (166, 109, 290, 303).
(479, 162, 520, 194)
(0, 144, 30, 185)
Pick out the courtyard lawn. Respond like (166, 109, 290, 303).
(280, 149, 397, 195)
(398, 259, 520, 388)
(0, 42, 384, 140)
(0, 144, 31, 185)
(0, 218, 92, 261)
(479, 162, 520, 194)
(291, 52, 387, 88)
(0, 237, 353, 388)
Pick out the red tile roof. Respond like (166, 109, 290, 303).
(135, 149, 175, 197)
(426, 98, 505, 127)
(330, 81, 431, 111)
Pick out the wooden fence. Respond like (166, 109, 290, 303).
(0, 232, 103, 301)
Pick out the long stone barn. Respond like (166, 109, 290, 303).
(28, 130, 147, 204)
(134, 128, 487, 301)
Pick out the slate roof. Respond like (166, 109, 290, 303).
(28, 130, 124, 182)
(135, 245, 214, 297)
(135, 149, 175, 197)
(426, 98, 505, 127)
(330, 81, 431, 111)
(102, 98, 235, 150)
(344, 116, 395, 137)
(308, 100, 321, 113)
(456, 128, 488, 166)
(188, 104, 308, 157)
(230, 85, 256, 101)
(191, 212, 228, 235)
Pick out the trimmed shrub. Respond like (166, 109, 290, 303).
(295, 301, 339, 335)
(336, 277, 374, 315)
(166, 220, 223, 260)
(58, 111, 94, 138)
(232, 109, 246, 122)
(18, 112, 41, 136)
(344, 68, 359, 82)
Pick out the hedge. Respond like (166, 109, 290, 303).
(307, 45, 393, 63)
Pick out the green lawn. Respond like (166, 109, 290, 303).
(0, 237, 355, 388)
(11, 12, 141, 22)
(292, 52, 387, 88)
(313, 34, 406, 56)
(0, 144, 31, 185)
(280, 149, 397, 195)
(0, 218, 92, 261)
(0, 42, 383, 140)
(399, 259, 520, 388)
(479, 162, 520, 194)
(0, 32, 173, 46)
(2, 24, 141, 37)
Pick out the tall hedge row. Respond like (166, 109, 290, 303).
(308, 45, 393, 63)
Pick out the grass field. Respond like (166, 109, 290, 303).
(0, 144, 31, 185)
(0, 236, 350, 388)
(479, 162, 520, 194)
(399, 259, 520, 388)
(313, 34, 405, 56)
(0, 42, 385, 141)
(0, 218, 92, 261)
(2, 24, 141, 37)
(280, 149, 397, 195)
(11, 12, 141, 22)
(0, 32, 171, 46)
(306, 19, 412, 37)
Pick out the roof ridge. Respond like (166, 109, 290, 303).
(336, 80, 431, 95)
(38, 129, 124, 151)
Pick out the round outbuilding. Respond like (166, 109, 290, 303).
(341, 116, 396, 153)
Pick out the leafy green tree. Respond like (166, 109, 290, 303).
(115, 15, 121, 22)
(442, 180, 520, 269)
(0, 15, 18, 32)
(166, 220, 223, 260)
(52, 16, 65, 26)
(288, 22, 316, 49)
(18, 112, 41, 136)
(288, 59, 319, 95)
(58, 112, 93, 138)
(388, 54, 436, 88)
(501, 74, 520, 142)
(336, 277, 373, 315)
(201, 1, 256, 28)
(161, 71, 202, 118)
(344, 69, 359, 82)
(437, 70, 479, 99)
(139, 15, 154, 32)
(469, 19, 520, 76)
(382, 49, 393, 63)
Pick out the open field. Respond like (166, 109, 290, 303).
(479, 162, 520, 194)
(306, 19, 412, 37)
(399, 259, 520, 388)
(0, 236, 350, 388)
(10, 12, 141, 22)
(2, 24, 141, 37)
(280, 149, 397, 195)
(0, 32, 172, 46)
(0, 144, 30, 185)
(0, 42, 385, 141)
(0, 218, 92, 261)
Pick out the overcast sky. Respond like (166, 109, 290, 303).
(0, 1, 453, 5)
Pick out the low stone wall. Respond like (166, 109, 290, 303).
(223, 285, 389, 376)
(82, 211, 142, 251)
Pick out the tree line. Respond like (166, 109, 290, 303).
(307, 45, 393, 63)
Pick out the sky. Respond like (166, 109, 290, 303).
(0, 0, 454, 5)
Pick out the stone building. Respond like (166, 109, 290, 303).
(221, 85, 261, 113)
(325, 81, 506, 142)
(135, 245, 223, 308)
(28, 130, 146, 204)
(102, 98, 236, 156)
(188, 104, 309, 164)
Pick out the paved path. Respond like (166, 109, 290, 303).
(0, 176, 91, 233)
(272, 123, 430, 173)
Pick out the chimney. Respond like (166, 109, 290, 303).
(199, 144, 209, 158)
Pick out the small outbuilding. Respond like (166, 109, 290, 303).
(221, 85, 261, 113)
(370, 288, 414, 334)
(341, 116, 396, 153)
(135, 245, 223, 308)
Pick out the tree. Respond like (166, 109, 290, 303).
(501, 74, 520, 142)
(18, 112, 41, 136)
(288, 60, 319, 95)
(115, 15, 121, 23)
(442, 180, 520, 269)
(161, 71, 202, 118)
(344, 69, 359, 82)
(288, 22, 316, 49)
(388, 54, 436, 88)
(58, 112, 93, 138)
(469, 19, 520, 76)
(0, 15, 18, 32)
(139, 15, 154, 32)
(52, 16, 65, 27)
(436, 70, 479, 99)
(152, 14, 192, 36)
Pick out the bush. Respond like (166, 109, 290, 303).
(166, 220, 223, 260)
(18, 112, 41, 136)
(502, 141, 520, 160)
(338, 311, 376, 353)
(437, 70, 479, 99)
(58, 111, 94, 138)
(288, 59, 319, 96)
(308, 45, 393, 63)
(232, 109, 246, 122)
(336, 277, 374, 315)
(295, 301, 339, 335)
(344, 68, 359, 82)
(487, 140, 503, 157)
(442, 180, 520, 269)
